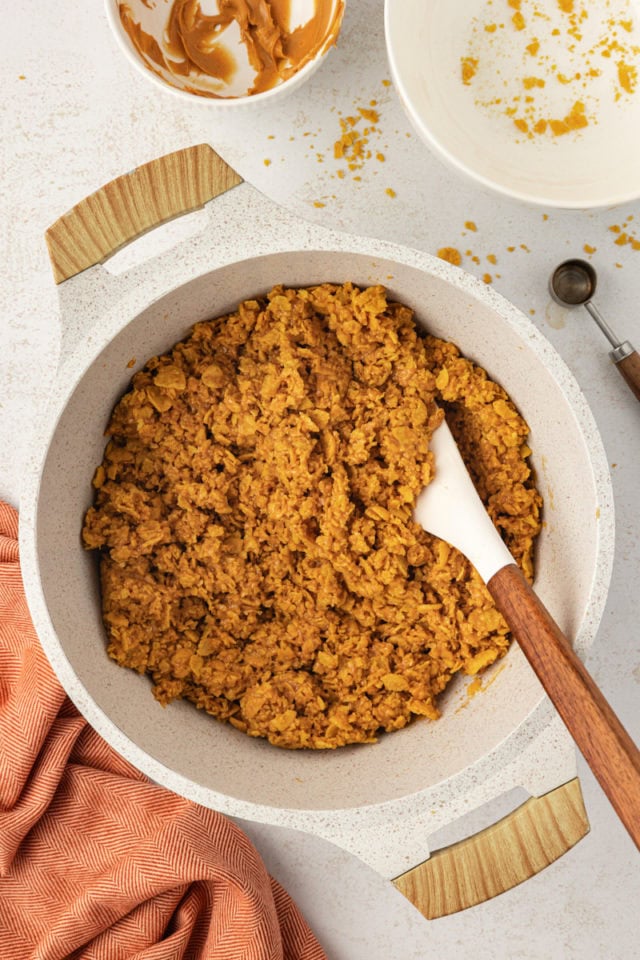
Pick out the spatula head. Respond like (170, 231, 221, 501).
(414, 419, 513, 584)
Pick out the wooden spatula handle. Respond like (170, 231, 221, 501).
(488, 563, 640, 850)
(615, 348, 640, 401)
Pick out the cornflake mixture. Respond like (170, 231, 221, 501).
(82, 283, 542, 749)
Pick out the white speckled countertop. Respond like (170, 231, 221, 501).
(2, 2, 639, 957)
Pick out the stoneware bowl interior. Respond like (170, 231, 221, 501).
(385, 0, 640, 208)
(105, 0, 345, 105)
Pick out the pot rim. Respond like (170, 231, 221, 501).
(18, 191, 615, 872)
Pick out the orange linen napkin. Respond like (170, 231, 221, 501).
(0, 502, 327, 960)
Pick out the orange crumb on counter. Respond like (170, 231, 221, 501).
(332, 99, 387, 179)
(607, 215, 640, 250)
(608, 213, 640, 250)
(385, 187, 397, 198)
(614, 232, 640, 250)
(487, 253, 497, 264)
(583, 243, 596, 254)
(512, 11, 526, 31)
(482, 273, 493, 283)
(313, 201, 326, 208)
(437, 247, 462, 266)
(465, 220, 478, 231)
(263, 158, 272, 166)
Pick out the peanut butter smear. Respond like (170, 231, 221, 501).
(118, 0, 344, 98)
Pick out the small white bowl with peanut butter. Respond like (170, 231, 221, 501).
(106, 0, 345, 103)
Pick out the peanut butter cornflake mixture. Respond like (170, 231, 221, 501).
(83, 284, 541, 749)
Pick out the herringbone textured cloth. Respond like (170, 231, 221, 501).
(0, 502, 327, 960)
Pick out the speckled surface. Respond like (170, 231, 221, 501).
(2, 1, 640, 957)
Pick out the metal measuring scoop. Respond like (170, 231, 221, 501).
(549, 259, 640, 401)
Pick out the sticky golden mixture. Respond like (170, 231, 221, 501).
(82, 284, 542, 749)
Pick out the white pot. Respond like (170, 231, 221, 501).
(20, 146, 613, 912)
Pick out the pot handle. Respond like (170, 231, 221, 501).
(44, 144, 243, 284)
(393, 777, 588, 919)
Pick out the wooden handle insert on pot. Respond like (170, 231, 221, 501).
(393, 778, 588, 919)
(45, 144, 243, 283)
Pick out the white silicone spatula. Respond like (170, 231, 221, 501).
(415, 418, 640, 850)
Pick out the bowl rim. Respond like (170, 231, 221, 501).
(103, 0, 343, 106)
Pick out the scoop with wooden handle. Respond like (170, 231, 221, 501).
(549, 259, 640, 402)
(415, 418, 640, 851)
